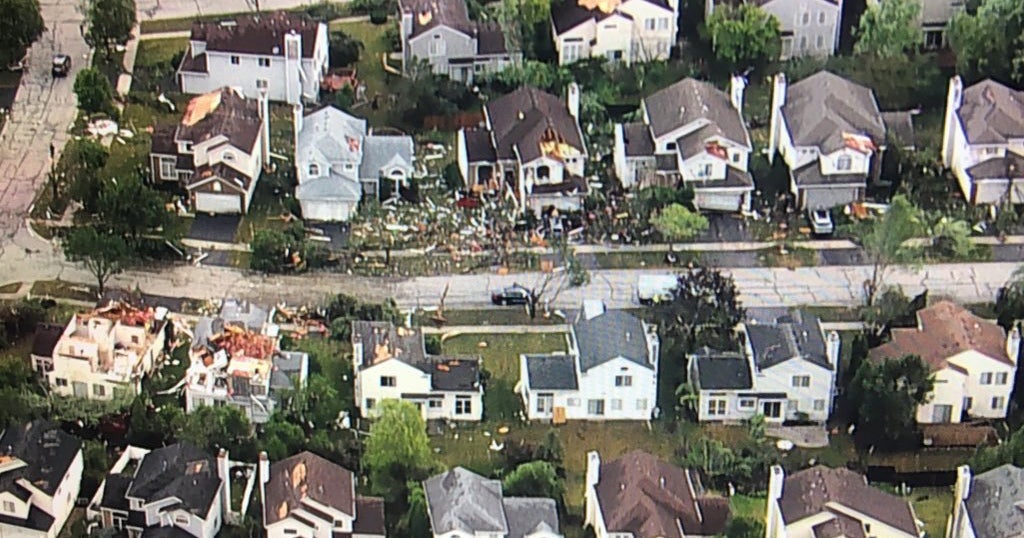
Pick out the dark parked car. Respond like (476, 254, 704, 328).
(52, 54, 71, 77)
(491, 284, 530, 306)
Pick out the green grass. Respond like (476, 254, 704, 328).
(442, 333, 569, 383)
(909, 487, 954, 538)
(730, 494, 767, 521)
(329, 19, 394, 126)
(30, 280, 98, 302)
(0, 282, 22, 294)
(134, 38, 188, 68)
(414, 308, 564, 327)
(591, 250, 699, 270)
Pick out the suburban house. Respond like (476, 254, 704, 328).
(259, 451, 386, 538)
(397, 0, 520, 83)
(705, 0, 843, 59)
(150, 87, 270, 214)
(519, 301, 659, 421)
(768, 71, 908, 210)
(949, 464, 1024, 538)
(766, 466, 921, 538)
(457, 85, 589, 214)
(42, 301, 169, 401)
(0, 421, 83, 538)
(688, 310, 840, 423)
(88, 444, 231, 538)
(583, 450, 730, 538)
(352, 321, 483, 421)
(293, 104, 415, 221)
(868, 301, 1020, 424)
(941, 77, 1024, 206)
(186, 300, 309, 424)
(613, 77, 754, 212)
(177, 11, 329, 105)
(551, 0, 678, 65)
(423, 467, 562, 538)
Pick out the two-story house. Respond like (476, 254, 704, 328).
(941, 77, 1024, 206)
(766, 465, 921, 538)
(398, 0, 520, 84)
(293, 104, 415, 221)
(259, 451, 385, 538)
(866, 0, 962, 50)
(688, 310, 840, 423)
(150, 87, 270, 214)
(44, 301, 169, 401)
(551, 0, 678, 65)
(768, 71, 895, 210)
(948, 464, 1024, 538)
(706, 0, 843, 58)
(584, 450, 729, 538)
(519, 301, 659, 422)
(457, 85, 589, 214)
(352, 321, 483, 421)
(423, 467, 562, 538)
(868, 301, 1020, 424)
(613, 77, 754, 212)
(0, 421, 82, 538)
(88, 444, 230, 538)
(177, 11, 329, 105)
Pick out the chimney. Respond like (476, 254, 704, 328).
(826, 331, 841, 369)
(767, 73, 787, 164)
(259, 91, 271, 168)
(567, 82, 580, 120)
(942, 75, 965, 168)
(585, 451, 601, 488)
(258, 451, 270, 525)
(764, 465, 786, 538)
(949, 75, 963, 111)
(1007, 325, 1021, 364)
(729, 75, 747, 116)
(218, 449, 232, 517)
(293, 103, 304, 152)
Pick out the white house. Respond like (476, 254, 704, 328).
(178, 11, 329, 105)
(551, 0, 678, 65)
(457, 85, 589, 214)
(88, 444, 229, 538)
(941, 77, 1024, 206)
(613, 77, 754, 212)
(149, 87, 270, 214)
(584, 450, 729, 538)
(259, 451, 385, 538)
(294, 105, 415, 221)
(868, 301, 1020, 424)
(0, 421, 83, 538)
(43, 301, 168, 401)
(519, 301, 659, 422)
(706, 0, 843, 59)
(765, 465, 922, 538)
(948, 464, 1024, 538)
(352, 321, 483, 421)
(688, 310, 839, 423)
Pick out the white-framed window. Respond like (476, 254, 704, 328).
(182, 141, 194, 153)
(801, 11, 810, 25)
(837, 155, 852, 170)
(666, 142, 677, 151)
(93, 384, 106, 397)
(536, 393, 553, 414)
(924, 29, 943, 49)
(963, 396, 973, 410)
(429, 35, 446, 57)
(782, 37, 793, 57)
(981, 372, 993, 385)
(614, 375, 633, 387)
(731, 152, 740, 163)
(563, 41, 582, 63)
(160, 158, 176, 179)
(174, 515, 189, 525)
(380, 376, 396, 387)
(428, 399, 442, 408)
(55, 377, 68, 387)
(258, 57, 271, 67)
(816, 35, 824, 49)
(222, 151, 235, 162)
(792, 375, 811, 387)
(813, 399, 826, 411)
(537, 165, 551, 180)
(992, 396, 1006, 409)
(739, 399, 755, 409)
(230, 55, 240, 65)
(996, 372, 1009, 385)
(699, 163, 712, 177)
(636, 398, 648, 410)
(365, 398, 376, 409)
(588, 399, 605, 415)
(309, 163, 320, 176)
(800, 36, 808, 50)
(645, 18, 656, 31)
(2, 500, 14, 513)
(707, 399, 726, 416)
(611, 399, 623, 411)
(818, 11, 826, 24)
(567, 397, 580, 407)
(455, 396, 472, 415)
(256, 79, 269, 90)
(657, 17, 669, 30)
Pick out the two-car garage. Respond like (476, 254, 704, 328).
(194, 192, 243, 214)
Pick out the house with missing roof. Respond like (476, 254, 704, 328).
(941, 76, 1024, 205)
(352, 321, 483, 421)
(293, 105, 415, 222)
(177, 11, 329, 105)
(584, 450, 729, 538)
(706, 0, 843, 59)
(88, 444, 232, 538)
(519, 300, 659, 422)
(949, 464, 1024, 538)
(0, 421, 82, 538)
(150, 87, 270, 214)
(768, 71, 914, 210)
(868, 301, 1020, 424)
(766, 465, 922, 538)
(259, 451, 385, 538)
(457, 85, 589, 215)
(423, 467, 562, 538)
(613, 77, 754, 212)
(551, 0, 678, 65)
(398, 0, 520, 84)
(688, 310, 839, 423)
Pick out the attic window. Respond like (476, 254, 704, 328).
(213, 182, 222, 192)
(836, 155, 852, 170)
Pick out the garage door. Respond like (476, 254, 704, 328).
(195, 193, 242, 215)
(694, 190, 742, 212)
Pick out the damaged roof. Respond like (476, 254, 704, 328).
(263, 451, 355, 526)
(175, 87, 263, 153)
(0, 421, 81, 499)
(781, 71, 885, 154)
(189, 11, 322, 58)
(644, 78, 751, 149)
(486, 86, 585, 163)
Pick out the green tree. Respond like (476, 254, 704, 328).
(0, 0, 44, 66)
(280, 374, 345, 431)
(847, 354, 934, 450)
(654, 267, 746, 353)
(725, 517, 766, 538)
(930, 216, 984, 261)
(503, 461, 564, 499)
(848, 194, 926, 306)
(82, 440, 111, 494)
(853, 0, 922, 58)
(63, 226, 130, 296)
(60, 139, 109, 214)
(126, 394, 177, 448)
(177, 404, 254, 456)
(329, 30, 363, 67)
(261, 417, 306, 460)
(706, 3, 781, 73)
(364, 400, 435, 503)
(972, 424, 1024, 471)
(996, 266, 1024, 330)
(73, 68, 115, 114)
(96, 175, 176, 249)
(535, 429, 564, 466)
(250, 228, 290, 273)
(651, 203, 709, 244)
(85, 0, 136, 52)
(498, 0, 552, 60)
(948, 0, 1024, 84)
(398, 483, 432, 538)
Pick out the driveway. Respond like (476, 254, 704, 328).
(694, 214, 754, 243)
(187, 215, 241, 243)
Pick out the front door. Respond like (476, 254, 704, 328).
(536, 393, 554, 415)
(762, 401, 782, 419)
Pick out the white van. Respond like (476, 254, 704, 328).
(637, 274, 678, 305)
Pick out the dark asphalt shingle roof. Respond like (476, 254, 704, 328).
(573, 309, 651, 371)
(880, 111, 915, 147)
(0, 420, 82, 498)
(30, 323, 64, 358)
(486, 86, 585, 163)
(643, 78, 750, 149)
(692, 351, 752, 390)
(791, 161, 867, 187)
(463, 128, 497, 162)
(747, 309, 831, 371)
(424, 467, 508, 535)
(264, 452, 355, 526)
(966, 152, 1024, 179)
(100, 474, 133, 512)
(174, 87, 263, 155)
(524, 354, 579, 390)
(957, 79, 1024, 145)
(503, 497, 560, 538)
(621, 122, 654, 157)
(965, 464, 1024, 538)
(353, 496, 387, 536)
(0, 505, 55, 531)
(781, 71, 885, 154)
(126, 443, 222, 516)
(189, 11, 321, 58)
(420, 357, 481, 391)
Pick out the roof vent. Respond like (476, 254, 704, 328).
(518, 111, 525, 120)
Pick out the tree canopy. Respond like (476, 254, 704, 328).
(847, 354, 934, 450)
(655, 267, 745, 353)
(85, 0, 136, 51)
(503, 461, 564, 499)
(651, 203, 709, 244)
(848, 194, 926, 305)
(0, 0, 44, 65)
(63, 226, 130, 295)
(97, 175, 176, 248)
(364, 400, 436, 502)
(706, 3, 781, 73)
(73, 68, 115, 114)
(854, 0, 922, 58)
(175, 404, 254, 457)
(61, 139, 110, 214)
(948, 0, 1024, 84)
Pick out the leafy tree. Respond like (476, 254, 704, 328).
(250, 223, 327, 274)
(706, 3, 781, 73)
(535, 429, 564, 467)
(60, 139, 109, 214)
(73, 68, 115, 114)
(0, 0, 44, 66)
(176, 404, 254, 457)
(281, 374, 346, 431)
(126, 394, 177, 448)
(306, 429, 363, 471)
(996, 266, 1024, 330)
(63, 226, 130, 296)
(364, 400, 435, 503)
(651, 203, 709, 244)
(398, 483, 432, 538)
(329, 30, 363, 67)
(503, 461, 564, 499)
(847, 194, 925, 306)
(261, 417, 306, 460)
(972, 424, 1024, 471)
(82, 440, 111, 494)
(725, 517, 766, 538)
(930, 216, 984, 261)
(97, 175, 175, 248)
(498, 0, 552, 60)
(324, 294, 402, 341)
(677, 431, 777, 493)
(859, 286, 923, 343)
(655, 267, 745, 353)
(847, 354, 933, 450)
(948, 0, 1024, 84)
(485, 60, 572, 94)
(853, 0, 922, 58)
(85, 0, 136, 52)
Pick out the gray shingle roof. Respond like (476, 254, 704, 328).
(127, 443, 222, 517)
(573, 309, 651, 371)
(747, 310, 832, 371)
(881, 111, 915, 147)
(966, 464, 1024, 538)
(524, 354, 579, 390)
(747, 324, 794, 368)
(782, 71, 885, 153)
(966, 152, 1024, 179)
(485, 86, 585, 163)
(791, 161, 867, 187)
(297, 106, 367, 173)
(219, 299, 269, 332)
(360, 135, 414, 182)
(295, 172, 362, 202)
(643, 78, 751, 149)
(503, 497, 560, 538)
(0, 421, 81, 499)
(692, 351, 752, 390)
(424, 467, 508, 535)
(621, 122, 655, 157)
(957, 79, 1024, 145)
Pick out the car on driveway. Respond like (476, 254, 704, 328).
(491, 284, 530, 306)
(51, 54, 71, 77)
(807, 208, 834, 236)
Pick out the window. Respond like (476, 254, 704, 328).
(992, 396, 1006, 409)
(567, 397, 580, 407)
(222, 151, 235, 162)
(256, 79, 269, 90)
(963, 396, 973, 410)
(699, 163, 712, 177)
(2, 501, 14, 513)
(739, 399, 755, 409)
(645, 18, 656, 31)
(792, 375, 811, 387)
(588, 399, 606, 415)
(536, 393, 554, 414)
(429, 35, 446, 57)
(455, 396, 473, 415)
(309, 163, 320, 176)
(380, 376, 396, 387)
(801, 11, 810, 25)
(212, 182, 222, 192)
(800, 36, 808, 51)
(924, 29, 943, 49)
(230, 55, 240, 65)
(93, 384, 106, 397)
(131, 335, 139, 344)
(365, 398, 376, 410)
(636, 398, 648, 410)
(781, 37, 793, 57)
(981, 372, 993, 385)
(732, 152, 740, 163)
(428, 399, 442, 409)
(996, 372, 1009, 385)
(666, 142, 677, 151)
(611, 399, 623, 411)
(815, 35, 824, 49)
(614, 375, 633, 387)
(283, 530, 298, 535)
(258, 57, 271, 67)
(160, 158, 176, 179)
(707, 399, 726, 416)
(182, 141, 193, 153)
(537, 165, 551, 180)
(657, 17, 669, 30)
(818, 11, 826, 24)
(175, 515, 189, 525)
(837, 155, 852, 170)
(55, 377, 68, 387)
(813, 399, 826, 411)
